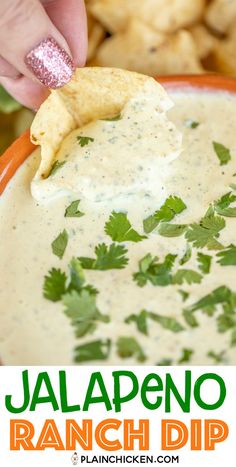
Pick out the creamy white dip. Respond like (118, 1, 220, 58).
(0, 89, 236, 365)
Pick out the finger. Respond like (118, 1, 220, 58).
(0, 56, 20, 79)
(0, 76, 49, 110)
(43, 0, 88, 66)
(0, 0, 75, 89)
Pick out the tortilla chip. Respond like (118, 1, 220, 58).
(205, 0, 236, 34)
(87, 12, 106, 61)
(189, 24, 218, 59)
(89, 0, 205, 34)
(95, 21, 203, 75)
(31, 67, 169, 181)
(210, 28, 236, 75)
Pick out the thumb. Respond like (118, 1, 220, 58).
(0, 0, 75, 89)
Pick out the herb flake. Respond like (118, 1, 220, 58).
(51, 229, 69, 259)
(213, 141, 231, 166)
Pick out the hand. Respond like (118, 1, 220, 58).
(0, 0, 87, 109)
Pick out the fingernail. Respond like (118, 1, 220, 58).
(25, 36, 75, 89)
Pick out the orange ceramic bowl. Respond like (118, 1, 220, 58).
(1, 74, 236, 195)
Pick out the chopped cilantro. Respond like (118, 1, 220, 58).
(65, 200, 84, 218)
(157, 358, 173, 366)
(79, 243, 128, 270)
(148, 311, 184, 333)
(63, 290, 109, 338)
(197, 252, 212, 274)
(178, 348, 194, 364)
(133, 253, 176, 287)
(143, 215, 159, 234)
(43, 258, 97, 303)
(173, 269, 202, 285)
(74, 339, 111, 363)
(183, 309, 199, 328)
(217, 245, 236, 266)
(105, 211, 146, 243)
(217, 312, 236, 346)
(183, 285, 236, 344)
(207, 350, 226, 364)
(184, 119, 200, 129)
(47, 160, 66, 177)
(68, 257, 85, 291)
(126, 309, 184, 335)
(125, 310, 148, 335)
(185, 212, 225, 250)
(143, 196, 187, 234)
(178, 289, 189, 302)
(68, 257, 98, 295)
(214, 192, 236, 217)
(158, 223, 187, 237)
(102, 113, 122, 121)
(117, 337, 146, 362)
(43, 268, 67, 302)
(77, 135, 94, 147)
(51, 229, 68, 259)
(180, 245, 192, 265)
(186, 285, 232, 313)
(213, 141, 231, 166)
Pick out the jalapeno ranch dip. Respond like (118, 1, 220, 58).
(0, 69, 236, 365)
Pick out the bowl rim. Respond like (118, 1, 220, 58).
(1, 74, 236, 195)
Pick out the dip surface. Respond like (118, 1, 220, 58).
(0, 89, 236, 365)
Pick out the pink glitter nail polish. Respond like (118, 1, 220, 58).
(25, 36, 75, 89)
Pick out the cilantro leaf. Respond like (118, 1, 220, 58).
(133, 253, 176, 287)
(185, 213, 225, 249)
(183, 310, 199, 328)
(126, 309, 184, 335)
(158, 223, 187, 237)
(214, 192, 236, 217)
(143, 196, 187, 234)
(68, 257, 85, 290)
(184, 119, 199, 129)
(217, 245, 236, 266)
(213, 141, 231, 166)
(178, 289, 189, 302)
(49, 161, 66, 177)
(63, 290, 109, 338)
(117, 337, 146, 362)
(125, 310, 149, 335)
(65, 200, 84, 218)
(74, 339, 111, 363)
(197, 252, 212, 274)
(79, 243, 128, 270)
(173, 269, 202, 285)
(207, 350, 226, 364)
(148, 311, 184, 332)
(68, 257, 98, 295)
(217, 312, 236, 346)
(178, 348, 194, 364)
(51, 229, 68, 259)
(180, 245, 192, 265)
(77, 135, 94, 147)
(157, 358, 173, 366)
(43, 268, 67, 302)
(102, 113, 122, 121)
(47, 160, 66, 178)
(186, 286, 232, 314)
(105, 211, 146, 243)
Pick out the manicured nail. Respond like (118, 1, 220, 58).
(25, 36, 75, 89)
